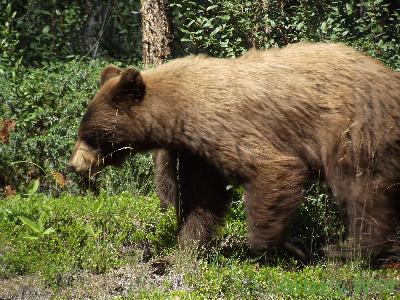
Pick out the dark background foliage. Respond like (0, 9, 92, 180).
(0, 0, 399, 195)
(0, 0, 142, 65)
(171, 0, 400, 69)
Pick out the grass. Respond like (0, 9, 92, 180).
(0, 192, 399, 299)
(0, 192, 176, 282)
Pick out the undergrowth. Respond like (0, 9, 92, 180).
(0, 192, 398, 299)
(0, 192, 176, 284)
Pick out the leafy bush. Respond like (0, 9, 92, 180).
(171, 0, 400, 69)
(0, 59, 154, 196)
(0, 0, 85, 64)
(0, 60, 97, 194)
(0, 0, 142, 65)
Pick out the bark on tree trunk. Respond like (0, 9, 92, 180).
(141, 0, 173, 66)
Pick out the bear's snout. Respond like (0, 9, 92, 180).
(69, 139, 101, 177)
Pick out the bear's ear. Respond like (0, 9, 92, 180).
(115, 67, 145, 103)
(100, 65, 122, 86)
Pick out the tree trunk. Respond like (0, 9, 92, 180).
(141, 0, 172, 66)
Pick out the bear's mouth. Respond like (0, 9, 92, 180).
(68, 139, 104, 178)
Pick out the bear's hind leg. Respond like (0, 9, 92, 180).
(245, 157, 308, 257)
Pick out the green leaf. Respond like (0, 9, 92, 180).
(221, 15, 230, 21)
(206, 5, 218, 11)
(28, 179, 40, 195)
(23, 235, 39, 240)
(211, 26, 222, 36)
(42, 26, 50, 34)
(296, 21, 305, 30)
(19, 216, 42, 234)
(85, 223, 95, 236)
(346, 3, 353, 15)
(43, 227, 56, 235)
(93, 200, 104, 214)
(321, 22, 327, 33)
(38, 211, 46, 229)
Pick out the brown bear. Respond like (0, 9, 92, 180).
(69, 42, 400, 259)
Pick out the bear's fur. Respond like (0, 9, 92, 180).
(154, 149, 177, 210)
(69, 42, 400, 258)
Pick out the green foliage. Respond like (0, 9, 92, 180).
(0, 2, 23, 77)
(0, 60, 100, 193)
(171, 1, 263, 57)
(128, 251, 398, 299)
(19, 211, 56, 241)
(289, 184, 346, 253)
(0, 193, 176, 282)
(0, 0, 142, 65)
(2, 0, 399, 68)
(171, 0, 400, 69)
(172, 261, 398, 299)
(100, 0, 143, 63)
(0, 0, 85, 64)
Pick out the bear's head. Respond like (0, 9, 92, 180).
(68, 65, 146, 177)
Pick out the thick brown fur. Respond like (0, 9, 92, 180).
(154, 149, 177, 210)
(70, 43, 400, 259)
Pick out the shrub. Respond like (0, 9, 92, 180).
(171, 0, 400, 69)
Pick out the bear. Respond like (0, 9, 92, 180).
(69, 42, 400, 260)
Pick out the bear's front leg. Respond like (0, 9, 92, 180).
(176, 151, 232, 248)
(154, 149, 179, 210)
(244, 156, 308, 258)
